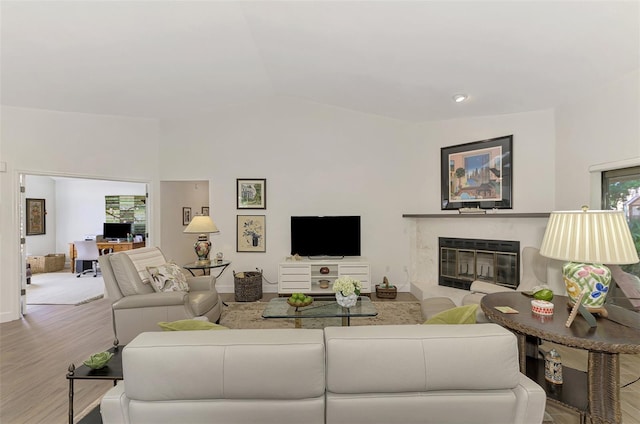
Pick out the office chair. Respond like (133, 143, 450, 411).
(74, 240, 101, 277)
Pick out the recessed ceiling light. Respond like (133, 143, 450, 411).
(453, 94, 469, 103)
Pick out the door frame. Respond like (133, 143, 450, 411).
(17, 171, 151, 316)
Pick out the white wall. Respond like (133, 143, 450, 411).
(555, 69, 640, 209)
(158, 97, 413, 293)
(23, 176, 56, 256)
(0, 106, 159, 322)
(403, 109, 557, 301)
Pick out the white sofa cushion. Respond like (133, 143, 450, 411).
(325, 324, 520, 393)
(122, 330, 326, 401)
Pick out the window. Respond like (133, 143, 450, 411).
(601, 165, 640, 277)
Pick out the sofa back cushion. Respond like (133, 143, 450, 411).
(324, 323, 520, 394)
(122, 329, 326, 401)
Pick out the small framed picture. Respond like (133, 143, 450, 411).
(237, 178, 266, 209)
(182, 207, 192, 226)
(237, 215, 266, 252)
(26, 198, 46, 235)
(202, 206, 210, 216)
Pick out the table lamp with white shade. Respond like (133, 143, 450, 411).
(183, 215, 220, 264)
(539, 207, 639, 315)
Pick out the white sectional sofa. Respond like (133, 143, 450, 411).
(100, 324, 546, 424)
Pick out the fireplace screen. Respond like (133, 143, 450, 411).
(439, 238, 519, 290)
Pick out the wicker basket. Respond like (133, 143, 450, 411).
(233, 270, 263, 302)
(375, 284, 397, 299)
(27, 253, 66, 273)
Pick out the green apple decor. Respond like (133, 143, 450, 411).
(287, 293, 313, 308)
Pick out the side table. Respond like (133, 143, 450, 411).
(183, 260, 230, 278)
(67, 342, 123, 424)
(481, 291, 640, 424)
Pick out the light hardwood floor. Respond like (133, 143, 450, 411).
(1, 293, 638, 424)
(1, 297, 114, 424)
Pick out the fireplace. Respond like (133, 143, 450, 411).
(439, 237, 520, 290)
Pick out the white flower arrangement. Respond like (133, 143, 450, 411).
(333, 275, 362, 296)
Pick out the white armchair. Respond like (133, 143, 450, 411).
(99, 247, 222, 344)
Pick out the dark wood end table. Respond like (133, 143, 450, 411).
(481, 291, 640, 424)
(67, 342, 123, 424)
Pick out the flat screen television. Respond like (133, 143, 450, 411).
(103, 222, 132, 240)
(290, 216, 361, 258)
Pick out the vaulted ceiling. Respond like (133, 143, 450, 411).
(1, 1, 638, 122)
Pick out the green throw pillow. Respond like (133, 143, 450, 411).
(423, 304, 478, 325)
(158, 320, 228, 331)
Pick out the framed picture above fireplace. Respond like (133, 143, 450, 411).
(441, 135, 513, 210)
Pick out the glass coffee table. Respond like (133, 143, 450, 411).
(262, 296, 377, 328)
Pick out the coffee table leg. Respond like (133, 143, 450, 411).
(588, 351, 621, 424)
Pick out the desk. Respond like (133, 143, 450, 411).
(481, 292, 640, 424)
(69, 241, 145, 273)
(183, 260, 231, 278)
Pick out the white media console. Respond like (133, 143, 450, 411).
(278, 258, 370, 295)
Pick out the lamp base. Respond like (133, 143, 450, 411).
(562, 262, 611, 315)
(194, 235, 211, 264)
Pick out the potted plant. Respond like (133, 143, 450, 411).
(333, 275, 362, 308)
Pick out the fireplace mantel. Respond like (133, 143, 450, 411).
(403, 213, 550, 218)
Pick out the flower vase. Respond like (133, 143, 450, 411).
(335, 292, 358, 308)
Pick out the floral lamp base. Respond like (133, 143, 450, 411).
(563, 262, 610, 316)
(335, 292, 358, 308)
(194, 236, 211, 263)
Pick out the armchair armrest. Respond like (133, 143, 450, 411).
(112, 291, 188, 310)
(187, 275, 216, 292)
(469, 280, 516, 295)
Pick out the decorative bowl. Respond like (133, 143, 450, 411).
(319, 267, 330, 274)
(318, 279, 330, 289)
(531, 299, 554, 316)
(83, 351, 114, 370)
(287, 298, 314, 308)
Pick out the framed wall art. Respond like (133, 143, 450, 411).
(237, 215, 266, 252)
(202, 206, 210, 216)
(237, 178, 266, 209)
(26, 198, 46, 235)
(182, 207, 192, 226)
(440, 135, 513, 210)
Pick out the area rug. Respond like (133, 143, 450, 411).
(219, 300, 424, 329)
(27, 272, 105, 305)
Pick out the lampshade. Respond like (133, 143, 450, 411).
(539, 209, 638, 264)
(539, 208, 638, 313)
(183, 215, 219, 235)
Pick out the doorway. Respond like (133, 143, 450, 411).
(20, 173, 148, 315)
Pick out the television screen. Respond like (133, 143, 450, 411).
(103, 222, 132, 240)
(291, 216, 361, 257)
